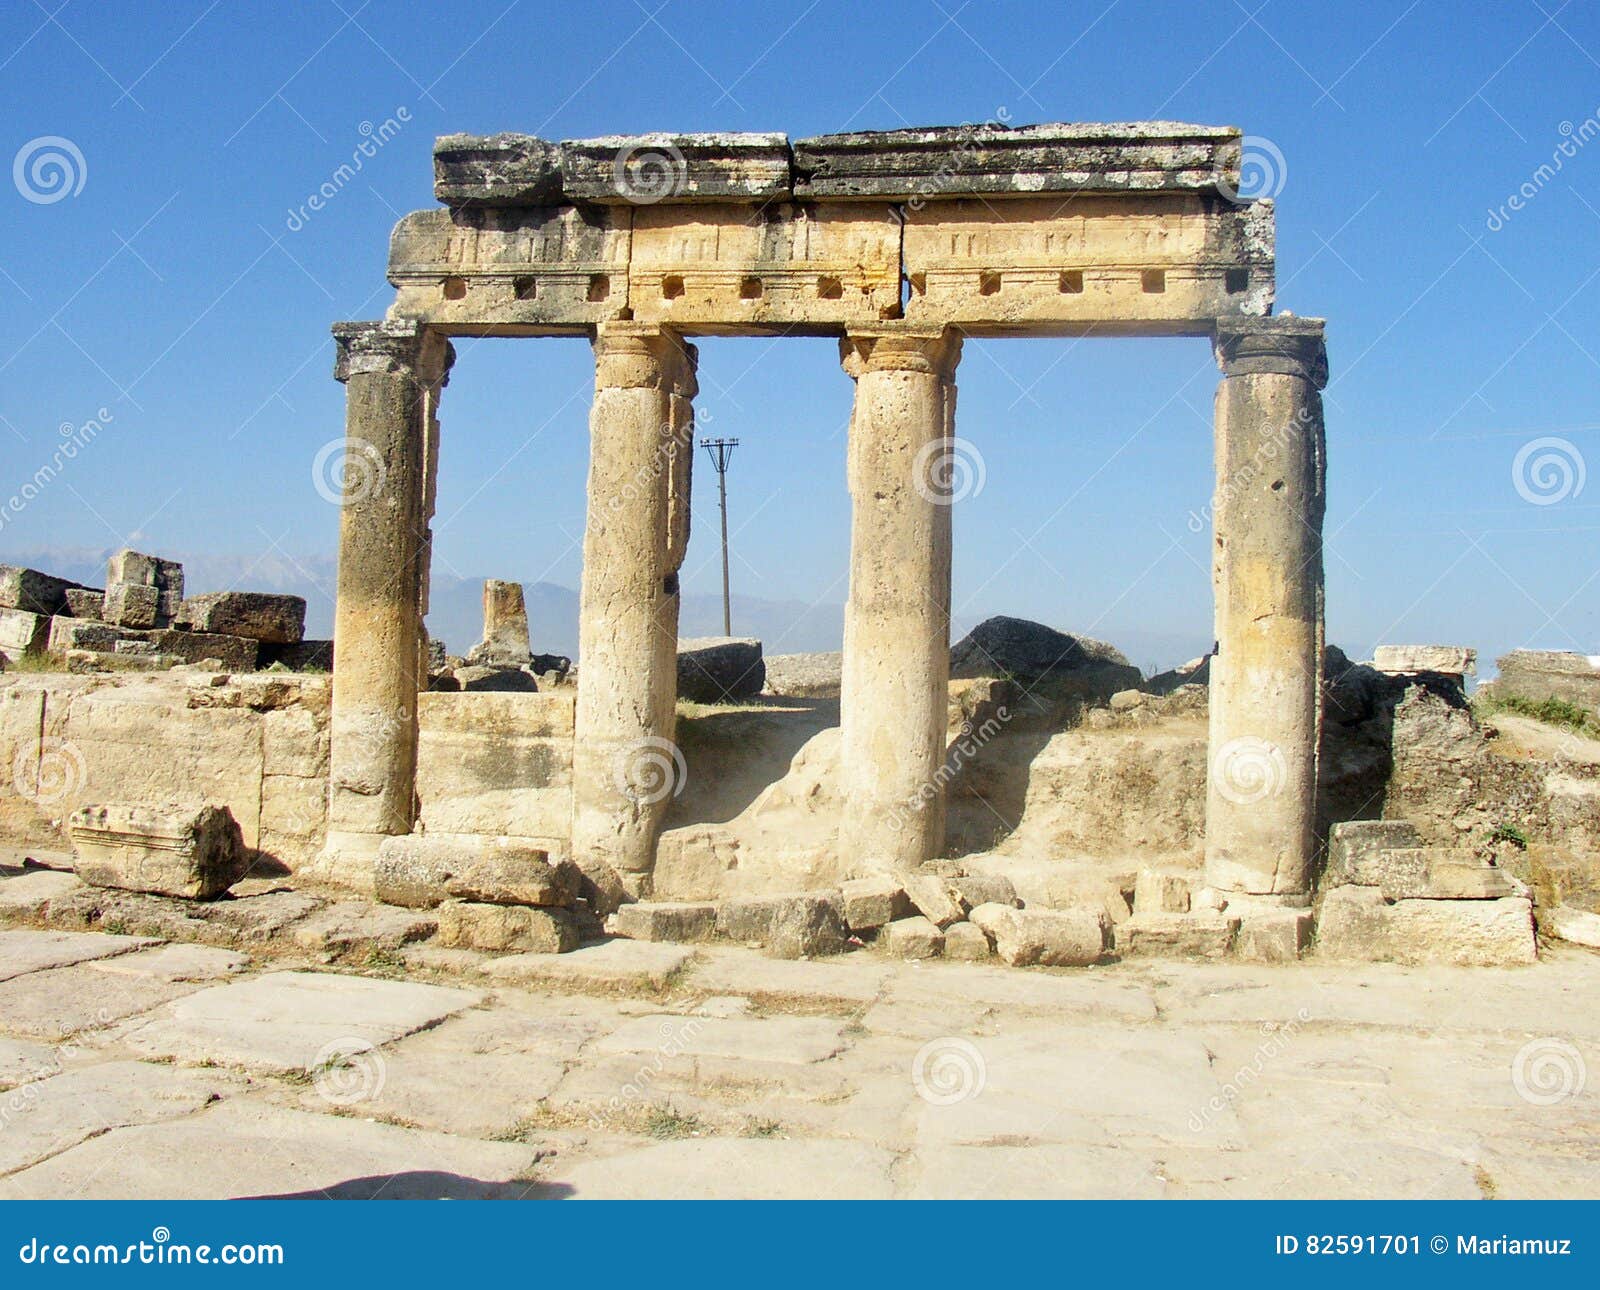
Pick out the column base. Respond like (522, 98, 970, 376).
(306, 830, 388, 896)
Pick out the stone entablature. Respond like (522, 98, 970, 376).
(388, 123, 1274, 335)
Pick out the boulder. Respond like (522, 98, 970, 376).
(882, 915, 943, 959)
(434, 900, 580, 954)
(678, 637, 765, 703)
(68, 803, 250, 900)
(374, 836, 579, 909)
(611, 901, 718, 943)
(951, 616, 1133, 679)
(715, 891, 847, 958)
(969, 903, 1108, 967)
(176, 592, 305, 644)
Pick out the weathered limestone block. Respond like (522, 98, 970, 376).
(144, 630, 257, 671)
(561, 132, 792, 203)
(106, 549, 183, 594)
(949, 873, 1018, 910)
(839, 876, 911, 931)
(715, 892, 847, 958)
(1235, 908, 1314, 962)
(677, 637, 765, 703)
(177, 592, 305, 644)
(261, 640, 333, 672)
(0, 608, 50, 661)
(1324, 819, 1422, 887)
(903, 873, 967, 928)
(1332, 846, 1527, 901)
(453, 665, 538, 692)
(793, 123, 1244, 198)
(763, 651, 844, 698)
(883, 915, 943, 959)
(62, 588, 104, 620)
(943, 920, 992, 960)
(0, 565, 90, 616)
(1134, 868, 1194, 914)
(69, 803, 249, 900)
(1116, 912, 1239, 959)
(1544, 905, 1600, 948)
(611, 901, 717, 943)
(1372, 645, 1476, 677)
(969, 903, 1108, 967)
(1494, 649, 1600, 711)
(1317, 887, 1537, 966)
(374, 835, 579, 909)
(415, 692, 574, 840)
(103, 582, 159, 628)
(48, 617, 133, 654)
(467, 579, 531, 666)
(433, 132, 565, 206)
(434, 899, 580, 954)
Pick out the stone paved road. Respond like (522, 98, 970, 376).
(1, 926, 1598, 1199)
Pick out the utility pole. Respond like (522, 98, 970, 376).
(700, 437, 738, 636)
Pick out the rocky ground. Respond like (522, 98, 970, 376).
(2, 862, 1597, 1200)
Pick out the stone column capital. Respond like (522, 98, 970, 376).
(1213, 316, 1327, 388)
(593, 322, 692, 392)
(840, 329, 962, 381)
(333, 319, 454, 387)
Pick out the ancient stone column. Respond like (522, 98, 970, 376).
(571, 324, 694, 888)
(322, 319, 453, 887)
(469, 579, 531, 665)
(1205, 317, 1327, 898)
(838, 329, 962, 870)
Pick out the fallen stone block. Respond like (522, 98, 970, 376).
(969, 903, 1108, 967)
(1493, 649, 1600, 710)
(289, 902, 438, 956)
(1332, 845, 1527, 901)
(949, 872, 1018, 910)
(839, 876, 910, 931)
(0, 607, 50, 660)
(942, 920, 992, 961)
(1133, 868, 1194, 914)
(65, 649, 181, 674)
(762, 651, 842, 698)
(374, 836, 579, 909)
(1544, 905, 1600, 949)
(260, 639, 333, 671)
(611, 901, 717, 943)
(677, 637, 765, 703)
(1324, 819, 1422, 886)
(61, 588, 104, 620)
(715, 892, 847, 958)
(903, 873, 967, 928)
(103, 582, 159, 628)
(1372, 645, 1476, 677)
(148, 630, 260, 672)
(47, 616, 137, 654)
(106, 549, 182, 593)
(454, 664, 538, 692)
(0, 564, 87, 615)
(1116, 911, 1239, 959)
(1234, 908, 1315, 962)
(882, 915, 943, 959)
(68, 803, 249, 900)
(1317, 886, 1536, 966)
(435, 899, 579, 954)
(176, 592, 305, 644)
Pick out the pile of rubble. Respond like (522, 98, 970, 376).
(0, 552, 321, 673)
(428, 580, 569, 693)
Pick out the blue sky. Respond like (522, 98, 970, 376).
(2, 0, 1597, 668)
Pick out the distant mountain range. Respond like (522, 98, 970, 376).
(2, 544, 1206, 669)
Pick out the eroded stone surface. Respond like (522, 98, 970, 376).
(0, 929, 157, 982)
